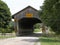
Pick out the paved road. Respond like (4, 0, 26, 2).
(0, 37, 40, 45)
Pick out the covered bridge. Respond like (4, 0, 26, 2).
(12, 6, 42, 36)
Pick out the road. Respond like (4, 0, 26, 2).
(0, 34, 41, 45)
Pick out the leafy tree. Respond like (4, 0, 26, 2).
(8, 21, 14, 32)
(0, 0, 11, 28)
(39, 0, 60, 34)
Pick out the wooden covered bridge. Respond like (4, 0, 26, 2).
(12, 6, 42, 36)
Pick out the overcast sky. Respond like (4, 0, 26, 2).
(2, 0, 44, 15)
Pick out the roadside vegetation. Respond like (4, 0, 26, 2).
(39, 0, 60, 44)
(34, 23, 42, 32)
(0, 35, 16, 39)
(0, 0, 15, 39)
(39, 30, 60, 45)
(40, 35, 60, 45)
(39, 0, 60, 34)
(34, 29, 41, 32)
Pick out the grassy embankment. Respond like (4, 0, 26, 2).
(34, 29, 60, 45)
(0, 33, 16, 39)
(40, 35, 60, 45)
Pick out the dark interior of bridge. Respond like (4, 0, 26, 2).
(18, 18, 42, 35)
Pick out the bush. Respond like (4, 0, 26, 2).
(0, 28, 13, 33)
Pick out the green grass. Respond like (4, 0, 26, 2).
(0, 35, 16, 39)
(34, 29, 41, 32)
(40, 36, 60, 45)
(0, 32, 16, 39)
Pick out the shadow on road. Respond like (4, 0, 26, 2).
(20, 33, 41, 42)
(18, 33, 42, 37)
(22, 38, 40, 42)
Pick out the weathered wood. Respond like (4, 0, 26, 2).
(12, 6, 42, 36)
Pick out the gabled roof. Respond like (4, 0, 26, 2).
(12, 6, 38, 19)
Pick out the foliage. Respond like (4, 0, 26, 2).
(8, 21, 14, 32)
(34, 23, 40, 29)
(0, 0, 11, 28)
(0, 28, 5, 33)
(0, 28, 13, 33)
(0, 21, 14, 33)
(34, 29, 41, 32)
(0, 35, 16, 39)
(39, 0, 60, 34)
(40, 36, 60, 45)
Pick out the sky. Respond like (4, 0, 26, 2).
(2, 0, 44, 15)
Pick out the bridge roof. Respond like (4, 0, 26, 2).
(12, 6, 38, 19)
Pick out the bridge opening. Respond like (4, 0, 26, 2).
(12, 6, 43, 36)
(34, 23, 42, 32)
(18, 18, 42, 35)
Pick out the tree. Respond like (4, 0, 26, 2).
(0, 0, 11, 28)
(39, 0, 60, 34)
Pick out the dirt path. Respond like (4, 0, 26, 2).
(0, 37, 40, 45)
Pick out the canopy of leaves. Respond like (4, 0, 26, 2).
(0, 0, 11, 28)
(39, 0, 60, 34)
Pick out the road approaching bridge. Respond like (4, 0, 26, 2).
(0, 35, 41, 45)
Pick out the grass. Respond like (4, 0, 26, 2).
(0, 33, 16, 39)
(0, 35, 16, 39)
(34, 29, 41, 32)
(40, 36, 60, 45)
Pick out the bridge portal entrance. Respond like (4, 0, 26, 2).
(12, 6, 42, 36)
